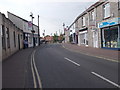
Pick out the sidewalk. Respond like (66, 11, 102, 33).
(62, 43, 119, 62)
(2, 47, 35, 88)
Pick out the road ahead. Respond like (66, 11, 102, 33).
(25, 43, 119, 88)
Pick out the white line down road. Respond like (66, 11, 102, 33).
(31, 50, 42, 89)
(91, 72, 120, 88)
(64, 57, 80, 66)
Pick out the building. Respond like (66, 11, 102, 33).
(97, 0, 120, 50)
(45, 35, 53, 43)
(64, 26, 70, 43)
(68, 22, 77, 44)
(69, 0, 120, 50)
(8, 12, 39, 48)
(0, 12, 23, 60)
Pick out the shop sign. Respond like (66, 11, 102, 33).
(98, 17, 120, 28)
(28, 21, 32, 30)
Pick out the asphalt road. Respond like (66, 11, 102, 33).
(25, 43, 119, 88)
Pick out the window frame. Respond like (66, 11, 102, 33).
(2, 25, 6, 50)
(103, 3, 110, 19)
(6, 27, 10, 48)
(82, 16, 86, 27)
(119, 0, 120, 9)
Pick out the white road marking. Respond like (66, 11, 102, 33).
(91, 72, 120, 88)
(62, 45, 65, 48)
(64, 57, 80, 66)
(32, 50, 42, 89)
(31, 52, 37, 88)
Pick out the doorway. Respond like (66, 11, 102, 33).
(93, 31, 98, 48)
(18, 34, 20, 50)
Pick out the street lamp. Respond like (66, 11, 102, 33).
(63, 23, 65, 43)
(30, 12, 35, 48)
(38, 15, 40, 46)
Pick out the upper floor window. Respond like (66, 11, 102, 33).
(90, 10, 95, 21)
(103, 3, 110, 19)
(119, 0, 120, 8)
(82, 16, 85, 27)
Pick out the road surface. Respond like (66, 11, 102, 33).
(25, 43, 119, 88)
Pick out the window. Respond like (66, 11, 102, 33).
(80, 33, 85, 44)
(6, 28, 10, 48)
(82, 17, 85, 26)
(103, 3, 110, 19)
(13, 31, 16, 47)
(102, 26, 119, 48)
(90, 11, 95, 21)
(2, 25, 6, 49)
(118, 0, 120, 8)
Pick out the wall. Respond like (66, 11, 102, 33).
(0, 13, 23, 60)
(0, 13, 2, 61)
(8, 12, 39, 47)
(74, 1, 119, 48)
(65, 30, 70, 43)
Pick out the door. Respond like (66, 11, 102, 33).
(18, 34, 20, 50)
(93, 31, 98, 48)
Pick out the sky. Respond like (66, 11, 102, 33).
(0, 0, 99, 36)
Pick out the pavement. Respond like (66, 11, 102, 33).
(61, 43, 120, 62)
(2, 47, 35, 88)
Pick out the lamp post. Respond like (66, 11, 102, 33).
(38, 15, 40, 46)
(63, 23, 65, 43)
(30, 12, 35, 48)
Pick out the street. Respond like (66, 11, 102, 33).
(23, 43, 119, 88)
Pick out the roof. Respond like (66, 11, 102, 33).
(69, 0, 106, 27)
(7, 11, 38, 27)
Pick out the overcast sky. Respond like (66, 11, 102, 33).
(0, 0, 99, 36)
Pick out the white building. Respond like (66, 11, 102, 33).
(8, 12, 39, 48)
(0, 12, 23, 60)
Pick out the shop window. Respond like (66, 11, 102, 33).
(103, 3, 110, 19)
(102, 26, 119, 48)
(110, 26, 118, 48)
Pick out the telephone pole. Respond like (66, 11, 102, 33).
(38, 15, 40, 45)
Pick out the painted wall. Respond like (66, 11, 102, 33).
(0, 13, 23, 60)
(8, 12, 39, 47)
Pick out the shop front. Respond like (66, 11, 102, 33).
(78, 27, 88, 47)
(98, 17, 120, 50)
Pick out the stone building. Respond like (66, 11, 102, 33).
(0, 12, 23, 60)
(64, 26, 70, 43)
(97, 0, 120, 50)
(8, 12, 39, 48)
(69, 0, 120, 50)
